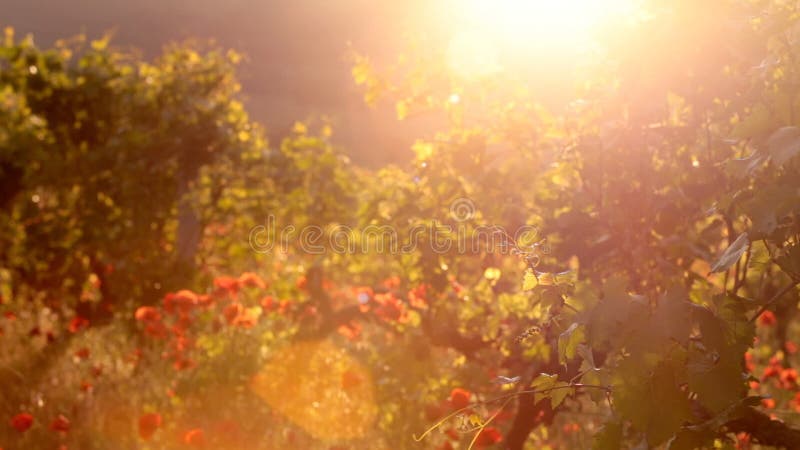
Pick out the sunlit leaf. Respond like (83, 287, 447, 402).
(709, 233, 748, 274)
(523, 269, 538, 291)
(767, 126, 800, 165)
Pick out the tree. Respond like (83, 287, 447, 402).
(4, 1, 800, 448)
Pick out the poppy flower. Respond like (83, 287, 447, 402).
(373, 293, 407, 323)
(337, 321, 362, 341)
(449, 388, 472, 410)
(408, 285, 429, 309)
(138, 413, 162, 440)
(781, 368, 799, 388)
(135, 306, 161, 322)
(214, 276, 240, 295)
(10, 413, 33, 432)
(68, 316, 89, 333)
(184, 428, 205, 446)
(50, 415, 70, 433)
(260, 296, 275, 311)
(341, 370, 363, 390)
(474, 426, 503, 447)
(223, 303, 243, 325)
(238, 272, 266, 289)
(758, 310, 777, 326)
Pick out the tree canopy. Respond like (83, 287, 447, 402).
(3, 1, 800, 449)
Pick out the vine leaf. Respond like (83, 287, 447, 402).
(709, 233, 749, 274)
(592, 421, 623, 450)
(724, 152, 766, 178)
(558, 323, 586, 365)
(767, 126, 800, 166)
(522, 269, 538, 291)
(529, 373, 572, 408)
(775, 243, 800, 281)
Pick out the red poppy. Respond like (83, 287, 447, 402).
(10, 413, 33, 432)
(449, 388, 471, 410)
(373, 293, 407, 323)
(341, 370, 363, 390)
(781, 368, 799, 388)
(408, 284, 429, 309)
(173, 358, 195, 371)
(337, 321, 362, 341)
(68, 316, 89, 333)
(184, 428, 206, 446)
(758, 310, 777, 326)
(135, 306, 161, 322)
(238, 272, 267, 289)
(50, 415, 70, 433)
(474, 426, 503, 447)
(260, 296, 275, 311)
(223, 303, 243, 325)
(138, 413, 162, 440)
(214, 276, 240, 295)
(74, 347, 90, 360)
(382, 275, 401, 289)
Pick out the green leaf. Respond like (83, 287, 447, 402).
(522, 268, 538, 290)
(666, 430, 710, 450)
(731, 104, 771, 139)
(689, 306, 749, 413)
(577, 343, 596, 370)
(529, 373, 572, 407)
(741, 185, 799, 237)
(581, 368, 610, 403)
(724, 153, 766, 179)
(592, 421, 623, 450)
(709, 233, 748, 274)
(655, 288, 692, 345)
(558, 323, 586, 365)
(775, 243, 800, 280)
(646, 361, 693, 446)
(767, 126, 800, 166)
(549, 382, 573, 409)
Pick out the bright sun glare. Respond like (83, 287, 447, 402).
(449, 0, 638, 78)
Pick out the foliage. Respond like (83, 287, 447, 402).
(4, 1, 800, 449)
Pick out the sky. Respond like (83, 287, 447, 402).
(1, 0, 446, 166)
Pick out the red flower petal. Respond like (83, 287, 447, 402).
(10, 413, 33, 432)
(184, 428, 206, 447)
(449, 388, 471, 410)
(138, 413, 162, 440)
(50, 415, 70, 433)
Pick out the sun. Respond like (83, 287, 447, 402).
(448, 0, 639, 78)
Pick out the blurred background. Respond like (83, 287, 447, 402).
(1, 0, 440, 166)
(1, 0, 597, 166)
